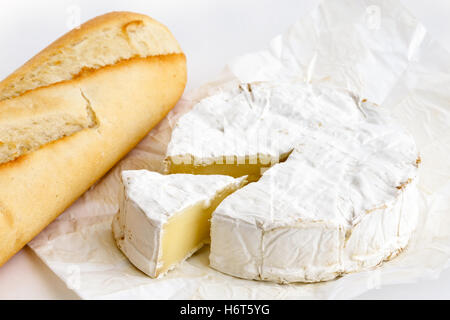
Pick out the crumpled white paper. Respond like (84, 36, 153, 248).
(29, 0, 450, 299)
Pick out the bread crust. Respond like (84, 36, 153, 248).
(0, 12, 187, 266)
(0, 11, 182, 100)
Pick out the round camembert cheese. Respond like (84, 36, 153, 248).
(165, 81, 420, 283)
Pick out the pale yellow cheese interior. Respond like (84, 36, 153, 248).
(166, 152, 291, 183)
(156, 180, 246, 276)
(155, 152, 291, 276)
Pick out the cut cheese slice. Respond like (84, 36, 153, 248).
(112, 170, 246, 278)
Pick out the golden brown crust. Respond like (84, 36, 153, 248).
(0, 40, 186, 272)
(0, 53, 187, 266)
(0, 11, 186, 266)
(0, 11, 182, 100)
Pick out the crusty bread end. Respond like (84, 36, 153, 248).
(0, 12, 187, 266)
(0, 11, 183, 165)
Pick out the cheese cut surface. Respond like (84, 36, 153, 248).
(112, 170, 246, 278)
(166, 152, 291, 182)
(164, 81, 420, 283)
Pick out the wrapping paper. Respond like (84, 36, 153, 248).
(29, 0, 450, 299)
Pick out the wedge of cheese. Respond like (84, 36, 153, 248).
(112, 170, 246, 278)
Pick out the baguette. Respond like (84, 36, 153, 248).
(0, 12, 187, 266)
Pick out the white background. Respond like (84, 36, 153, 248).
(0, 0, 449, 299)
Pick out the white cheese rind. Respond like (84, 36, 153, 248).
(167, 82, 370, 163)
(112, 170, 245, 277)
(166, 81, 419, 283)
(211, 181, 418, 283)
